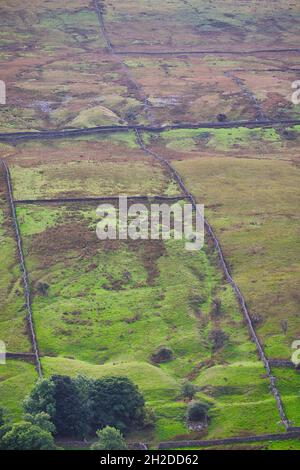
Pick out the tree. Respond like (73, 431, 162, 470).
(142, 407, 156, 429)
(90, 376, 145, 433)
(91, 426, 127, 450)
(73, 375, 93, 437)
(0, 424, 12, 442)
(0, 422, 56, 450)
(51, 375, 90, 438)
(187, 401, 210, 423)
(181, 381, 197, 401)
(23, 378, 56, 421)
(24, 412, 56, 435)
(209, 328, 228, 351)
(0, 407, 5, 427)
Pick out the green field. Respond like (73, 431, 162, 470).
(0, 360, 38, 421)
(0, 0, 299, 451)
(146, 126, 300, 359)
(11, 202, 285, 442)
(7, 135, 179, 200)
(0, 167, 31, 353)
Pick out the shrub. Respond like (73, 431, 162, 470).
(187, 401, 210, 422)
(251, 314, 263, 327)
(209, 328, 229, 351)
(141, 407, 156, 429)
(36, 282, 49, 296)
(181, 381, 197, 401)
(151, 346, 174, 363)
(217, 113, 227, 122)
(91, 426, 127, 450)
(211, 297, 222, 317)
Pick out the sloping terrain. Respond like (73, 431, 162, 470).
(0, 163, 31, 353)
(0, 0, 299, 448)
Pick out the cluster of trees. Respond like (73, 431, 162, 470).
(24, 375, 150, 438)
(181, 381, 212, 425)
(0, 409, 56, 450)
(0, 374, 153, 450)
(0, 374, 213, 450)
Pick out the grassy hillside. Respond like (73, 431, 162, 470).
(7, 135, 179, 199)
(0, 166, 31, 353)
(0, 360, 38, 421)
(16, 202, 286, 442)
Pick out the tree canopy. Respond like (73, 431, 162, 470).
(23, 374, 147, 438)
(0, 421, 56, 450)
(90, 376, 145, 433)
(91, 426, 128, 450)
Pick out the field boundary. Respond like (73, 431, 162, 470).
(14, 195, 185, 205)
(94, 0, 294, 432)
(1, 119, 300, 142)
(158, 430, 300, 449)
(115, 48, 300, 56)
(134, 129, 291, 430)
(6, 352, 36, 363)
(269, 360, 299, 369)
(1, 160, 42, 377)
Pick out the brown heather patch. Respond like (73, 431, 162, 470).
(6, 139, 148, 168)
(29, 221, 99, 269)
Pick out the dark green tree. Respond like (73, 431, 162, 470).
(90, 376, 145, 433)
(51, 375, 90, 438)
(24, 412, 56, 435)
(0, 407, 5, 427)
(91, 426, 128, 450)
(73, 375, 93, 436)
(187, 401, 211, 422)
(0, 422, 56, 450)
(23, 378, 56, 421)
